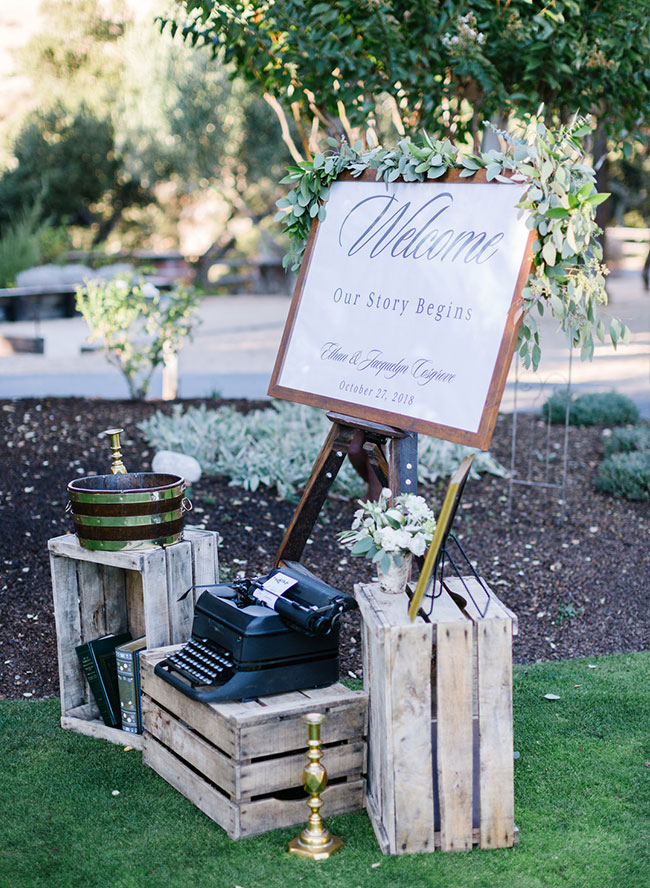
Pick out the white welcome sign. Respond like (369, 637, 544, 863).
(269, 171, 533, 448)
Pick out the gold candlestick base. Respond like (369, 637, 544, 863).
(288, 712, 343, 860)
(287, 831, 343, 861)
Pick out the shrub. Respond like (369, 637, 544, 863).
(75, 275, 201, 399)
(604, 426, 650, 456)
(138, 401, 507, 500)
(594, 451, 650, 501)
(0, 204, 47, 287)
(542, 390, 640, 426)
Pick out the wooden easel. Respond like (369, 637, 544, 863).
(274, 412, 418, 566)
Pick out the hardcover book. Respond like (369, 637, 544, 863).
(75, 632, 132, 727)
(116, 637, 147, 734)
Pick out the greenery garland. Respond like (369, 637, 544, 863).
(275, 118, 630, 370)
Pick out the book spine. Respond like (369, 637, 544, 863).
(134, 649, 143, 734)
(76, 646, 118, 727)
(116, 648, 141, 734)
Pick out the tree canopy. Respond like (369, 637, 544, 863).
(161, 0, 650, 158)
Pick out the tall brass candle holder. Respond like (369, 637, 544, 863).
(101, 428, 127, 474)
(288, 712, 343, 860)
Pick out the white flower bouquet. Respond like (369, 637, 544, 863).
(337, 488, 437, 574)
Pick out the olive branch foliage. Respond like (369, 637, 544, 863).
(275, 118, 630, 370)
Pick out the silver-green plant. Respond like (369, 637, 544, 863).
(138, 401, 506, 500)
(75, 275, 201, 399)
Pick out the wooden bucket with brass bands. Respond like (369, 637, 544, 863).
(67, 472, 188, 551)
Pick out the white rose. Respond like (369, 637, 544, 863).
(142, 282, 160, 298)
(375, 527, 400, 552)
(407, 534, 427, 556)
(392, 529, 412, 550)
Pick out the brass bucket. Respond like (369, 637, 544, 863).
(67, 472, 187, 551)
(66, 428, 189, 551)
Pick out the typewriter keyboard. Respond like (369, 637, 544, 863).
(165, 638, 235, 687)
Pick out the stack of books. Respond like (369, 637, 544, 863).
(75, 633, 147, 733)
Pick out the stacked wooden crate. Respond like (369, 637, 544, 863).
(140, 646, 368, 839)
(356, 577, 518, 854)
(49, 527, 218, 747)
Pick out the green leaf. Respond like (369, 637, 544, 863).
(550, 294, 565, 317)
(577, 182, 594, 201)
(585, 192, 610, 208)
(545, 207, 570, 219)
(542, 241, 557, 266)
(351, 537, 374, 556)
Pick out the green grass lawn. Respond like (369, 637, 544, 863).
(1, 653, 649, 888)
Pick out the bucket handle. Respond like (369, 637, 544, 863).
(181, 497, 193, 513)
(64, 501, 73, 515)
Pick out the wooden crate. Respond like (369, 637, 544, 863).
(49, 527, 219, 748)
(356, 577, 518, 855)
(140, 647, 368, 839)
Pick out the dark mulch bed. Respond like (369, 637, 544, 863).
(1, 397, 648, 701)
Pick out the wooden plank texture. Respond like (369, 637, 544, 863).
(165, 540, 194, 644)
(185, 527, 219, 601)
(125, 570, 146, 639)
(143, 696, 365, 800)
(357, 577, 516, 855)
(477, 617, 515, 848)
(237, 780, 365, 838)
(143, 735, 237, 836)
(142, 697, 238, 795)
(436, 615, 474, 851)
(140, 651, 238, 757)
(61, 715, 143, 749)
(140, 547, 170, 648)
(356, 583, 435, 854)
(50, 552, 85, 715)
(103, 565, 128, 634)
(77, 560, 107, 640)
(48, 534, 146, 571)
(389, 621, 435, 854)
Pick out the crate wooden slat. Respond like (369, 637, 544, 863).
(49, 528, 219, 747)
(356, 578, 517, 855)
(140, 647, 368, 839)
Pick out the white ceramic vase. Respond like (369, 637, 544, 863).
(376, 554, 412, 595)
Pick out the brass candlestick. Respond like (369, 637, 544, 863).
(288, 712, 343, 860)
(101, 428, 127, 474)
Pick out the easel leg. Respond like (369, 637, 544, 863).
(388, 433, 418, 495)
(274, 422, 356, 565)
(274, 417, 418, 568)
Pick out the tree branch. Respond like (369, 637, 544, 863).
(263, 93, 304, 163)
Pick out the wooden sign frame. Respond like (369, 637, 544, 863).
(268, 170, 534, 451)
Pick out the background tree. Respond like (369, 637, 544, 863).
(0, 0, 290, 259)
(160, 1, 650, 158)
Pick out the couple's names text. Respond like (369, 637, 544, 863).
(320, 342, 456, 387)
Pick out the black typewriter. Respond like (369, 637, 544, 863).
(154, 561, 357, 703)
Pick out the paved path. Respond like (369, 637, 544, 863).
(1, 273, 648, 417)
